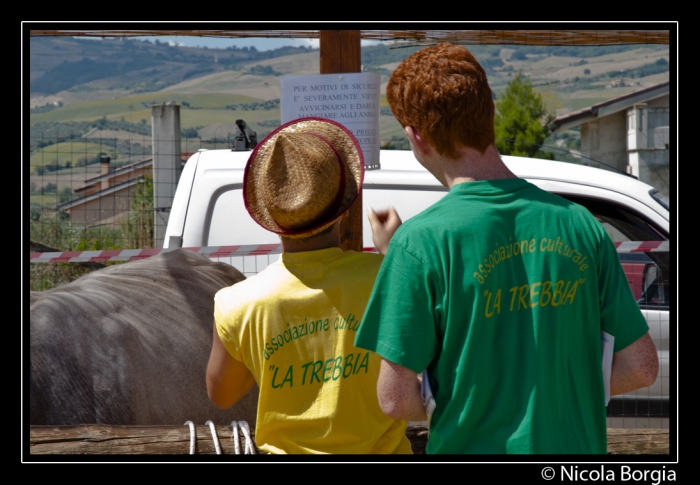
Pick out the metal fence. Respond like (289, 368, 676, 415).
(29, 133, 236, 289)
(28, 132, 671, 430)
(28, 247, 672, 431)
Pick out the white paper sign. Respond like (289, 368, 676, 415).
(280, 72, 381, 170)
(601, 330, 615, 406)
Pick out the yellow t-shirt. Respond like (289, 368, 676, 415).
(214, 248, 412, 455)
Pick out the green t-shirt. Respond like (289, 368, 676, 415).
(355, 179, 649, 454)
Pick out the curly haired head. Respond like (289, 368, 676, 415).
(386, 43, 495, 158)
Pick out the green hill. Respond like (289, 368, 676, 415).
(28, 37, 670, 169)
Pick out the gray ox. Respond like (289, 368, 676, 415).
(29, 248, 258, 426)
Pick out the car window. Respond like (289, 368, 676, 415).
(560, 195, 670, 311)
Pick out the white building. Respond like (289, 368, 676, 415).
(550, 82, 670, 197)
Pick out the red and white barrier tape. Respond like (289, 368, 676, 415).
(28, 240, 669, 263)
(613, 241, 669, 253)
(29, 244, 283, 264)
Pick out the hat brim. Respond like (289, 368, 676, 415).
(244, 117, 364, 237)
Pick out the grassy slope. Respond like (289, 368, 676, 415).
(30, 44, 670, 123)
(29, 44, 670, 178)
(487, 46, 669, 113)
(29, 92, 261, 125)
(236, 51, 321, 76)
(30, 141, 119, 167)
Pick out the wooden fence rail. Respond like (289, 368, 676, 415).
(29, 425, 670, 455)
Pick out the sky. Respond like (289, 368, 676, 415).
(127, 36, 381, 51)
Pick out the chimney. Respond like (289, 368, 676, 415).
(100, 156, 110, 191)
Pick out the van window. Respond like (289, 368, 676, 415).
(562, 195, 670, 311)
(208, 188, 280, 246)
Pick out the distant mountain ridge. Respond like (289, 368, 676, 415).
(29, 37, 321, 97)
(27, 36, 671, 199)
(30, 37, 665, 98)
(28, 37, 669, 154)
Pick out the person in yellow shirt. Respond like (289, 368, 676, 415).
(206, 117, 412, 455)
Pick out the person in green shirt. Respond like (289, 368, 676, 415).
(354, 43, 659, 454)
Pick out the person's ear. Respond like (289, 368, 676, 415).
(405, 126, 431, 156)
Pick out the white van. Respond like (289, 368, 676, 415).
(164, 148, 671, 428)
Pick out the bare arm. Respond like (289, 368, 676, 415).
(206, 323, 256, 409)
(367, 207, 402, 255)
(610, 332, 659, 396)
(377, 358, 427, 422)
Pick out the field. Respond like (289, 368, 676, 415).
(28, 39, 671, 203)
(29, 91, 262, 126)
(30, 141, 119, 167)
(29, 42, 670, 127)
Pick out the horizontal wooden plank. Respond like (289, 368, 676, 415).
(29, 424, 257, 455)
(29, 425, 669, 455)
(606, 428, 671, 455)
(28, 30, 671, 46)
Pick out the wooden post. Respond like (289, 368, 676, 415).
(319, 30, 363, 252)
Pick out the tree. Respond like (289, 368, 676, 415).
(58, 187, 74, 204)
(125, 174, 154, 249)
(495, 72, 555, 159)
(181, 127, 198, 138)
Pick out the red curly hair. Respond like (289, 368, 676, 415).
(386, 43, 495, 159)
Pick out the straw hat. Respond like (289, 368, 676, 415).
(244, 117, 364, 238)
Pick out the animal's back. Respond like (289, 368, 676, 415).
(29, 248, 258, 426)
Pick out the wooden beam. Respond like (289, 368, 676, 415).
(319, 30, 363, 252)
(28, 425, 671, 455)
(28, 30, 671, 45)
